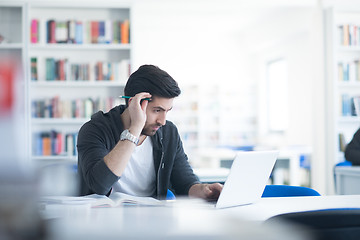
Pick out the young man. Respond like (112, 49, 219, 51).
(77, 65, 223, 200)
(345, 128, 360, 166)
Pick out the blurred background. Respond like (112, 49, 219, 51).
(1, 0, 359, 204)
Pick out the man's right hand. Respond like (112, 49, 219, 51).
(127, 92, 152, 136)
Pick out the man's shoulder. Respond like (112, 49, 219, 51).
(163, 120, 177, 131)
(91, 105, 124, 121)
(79, 105, 124, 133)
(159, 120, 179, 139)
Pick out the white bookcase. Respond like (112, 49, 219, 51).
(167, 83, 257, 168)
(0, 2, 27, 162)
(1, 1, 132, 166)
(325, 7, 360, 168)
(28, 2, 131, 165)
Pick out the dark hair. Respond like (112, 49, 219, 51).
(124, 65, 181, 106)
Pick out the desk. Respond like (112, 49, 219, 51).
(42, 195, 360, 240)
(335, 166, 360, 194)
(43, 201, 308, 240)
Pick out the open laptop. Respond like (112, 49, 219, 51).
(215, 150, 278, 209)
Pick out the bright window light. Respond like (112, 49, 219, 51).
(267, 59, 288, 132)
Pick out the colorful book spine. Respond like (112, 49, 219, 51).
(91, 21, 99, 44)
(34, 130, 77, 156)
(47, 20, 56, 43)
(31, 96, 122, 119)
(30, 57, 38, 81)
(98, 21, 105, 43)
(30, 19, 39, 43)
(121, 19, 130, 44)
(42, 19, 130, 44)
(75, 21, 83, 44)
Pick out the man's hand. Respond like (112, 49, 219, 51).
(188, 183, 223, 201)
(127, 92, 152, 136)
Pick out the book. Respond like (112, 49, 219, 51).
(74, 21, 83, 44)
(91, 21, 99, 43)
(338, 133, 346, 152)
(353, 96, 360, 116)
(30, 57, 38, 81)
(98, 21, 105, 43)
(67, 20, 76, 43)
(41, 192, 163, 207)
(47, 20, 56, 43)
(121, 20, 130, 44)
(30, 19, 38, 43)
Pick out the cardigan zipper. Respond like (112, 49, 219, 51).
(157, 137, 164, 198)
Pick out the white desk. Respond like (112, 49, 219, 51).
(42, 195, 360, 240)
(335, 166, 360, 195)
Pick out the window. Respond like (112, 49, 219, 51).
(266, 59, 288, 132)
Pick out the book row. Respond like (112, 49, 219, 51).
(338, 24, 360, 46)
(33, 130, 77, 156)
(338, 60, 360, 82)
(32, 96, 121, 119)
(341, 94, 360, 117)
(31, 57, 130, 82)
(30, 19, 130, 44)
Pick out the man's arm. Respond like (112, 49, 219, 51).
(188, 183, 223, 201)
(103, 92, 152, 176)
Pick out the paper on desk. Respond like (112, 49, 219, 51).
(40, 192, 163, 208)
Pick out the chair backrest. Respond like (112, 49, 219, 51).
(262, 185, 321, 198)
(265, 209, 360, 240)
(166, 189, 176, 200)
(335, 161, 352, 167)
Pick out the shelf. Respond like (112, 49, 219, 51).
(32, 118, 89, 124)
(0, 43, 23, 49)
(29, 43, 131, 50)
(32, 155, 77, 162)
(338, 46, 360, 52)
(30, 81, 125, 87)
(338, 81, 360, 87)
(338, 116, 360, 123)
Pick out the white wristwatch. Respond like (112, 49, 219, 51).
(120, 129, 139, 145)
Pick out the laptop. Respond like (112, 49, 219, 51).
(215, 150, 278, 209)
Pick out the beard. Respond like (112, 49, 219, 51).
(141, 123, 162, 136)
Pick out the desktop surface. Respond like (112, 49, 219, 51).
(44, 199, 310, 240)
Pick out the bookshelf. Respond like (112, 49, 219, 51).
(0, 2, 132, 165)
(0, 2, 27, 162)
(325, 7, 360, 167)
(167, 84, 256, 168)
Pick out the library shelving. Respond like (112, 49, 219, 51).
(167, 84, 256, 168)
(325, 7, 360, 167)
(0, 1, 132, 165)
(28, 2, 131, 164)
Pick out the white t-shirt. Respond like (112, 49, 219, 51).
(112, 137, 156, 197)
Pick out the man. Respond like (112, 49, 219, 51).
(77, 65, 223, 200)
(345, 128, 360, 166)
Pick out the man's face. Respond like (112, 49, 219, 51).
(142, 96, 174, 136)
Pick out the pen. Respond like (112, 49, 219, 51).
(120, 96, 152, 101)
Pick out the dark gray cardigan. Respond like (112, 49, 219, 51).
(77, 105, 200, 199)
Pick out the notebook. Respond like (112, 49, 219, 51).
(215, 150, 278, 209)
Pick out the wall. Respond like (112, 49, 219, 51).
(131, 0, 317, 169)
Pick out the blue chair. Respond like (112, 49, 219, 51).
(262, 185, 321, 198)
(335, 160, 352, 167)
(166, 189, 176, 200)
